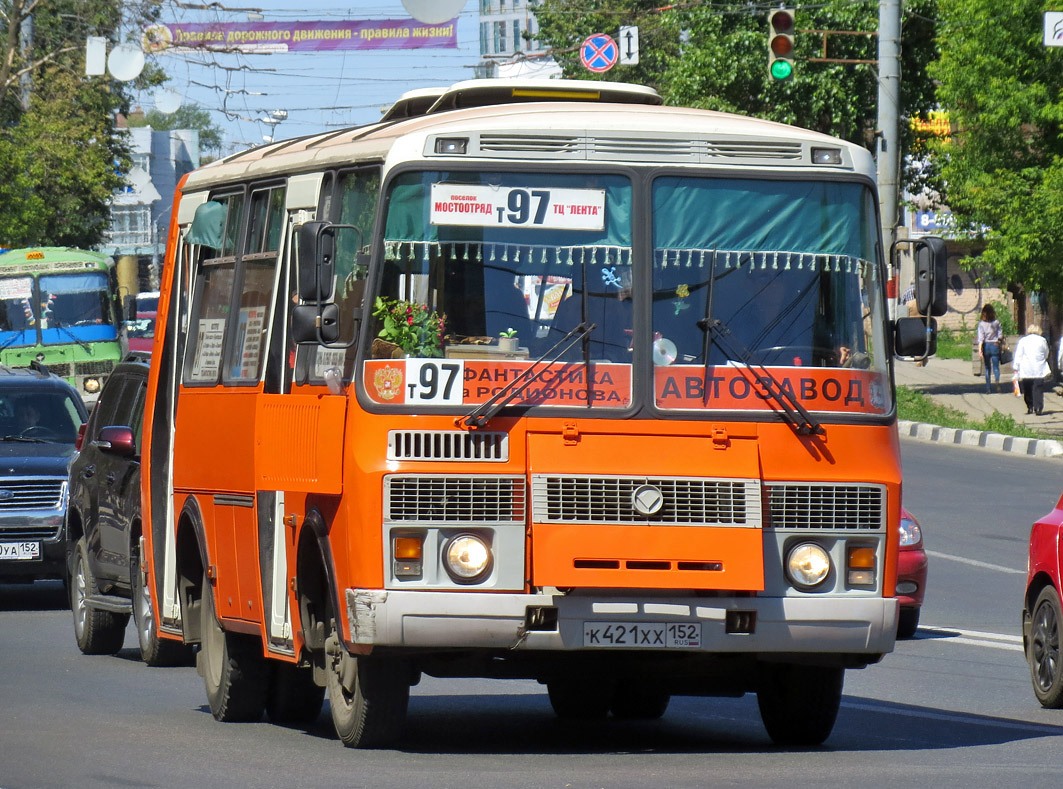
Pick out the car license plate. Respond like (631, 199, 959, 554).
(0, 541, 40, 560)
(583, 621, 701, 648)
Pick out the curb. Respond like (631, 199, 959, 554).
(897, 420, 1063, 458)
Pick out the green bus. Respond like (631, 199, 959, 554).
(0, 247, 125, 403)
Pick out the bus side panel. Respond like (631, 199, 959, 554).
(173, 390, 258, 492)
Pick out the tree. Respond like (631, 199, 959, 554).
(930, 0, 1063, 298)
(127, 104, 225, 159)
(0, 0, 163, 247)
(532, 0, 938, 185)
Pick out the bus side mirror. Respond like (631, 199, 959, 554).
(895, 316, 937, 357)
(291, 303, 340, 344)
(914, 236, 948, 317)
(297, 221, 335, 303)
(123, 295, 137, 322)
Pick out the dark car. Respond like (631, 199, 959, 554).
(0, 364, 88, 584)
(66, 353, 190, 665)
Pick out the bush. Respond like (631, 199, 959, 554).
(896, 385, 1045, 439)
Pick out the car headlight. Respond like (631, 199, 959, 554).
(786, 542, 832, 589)
(899, 517, 922, 547)
(443, 534, 492, 583)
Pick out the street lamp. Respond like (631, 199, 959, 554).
(261, 109, 288, 144)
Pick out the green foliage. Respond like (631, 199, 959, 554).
(532, 0, 938, 169)
(896, 385, 1045, 438)
(127, 105, 224, 157)
(930, 0, 1063, 299)
(988, 300, 1017, 336)
(373, 297, 446, 357)
(933, 329, 974, 360)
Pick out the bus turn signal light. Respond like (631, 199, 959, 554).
(847, 545, 876, 586)
(393, 535, 423, 579)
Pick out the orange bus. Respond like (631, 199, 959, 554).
(141, 79, 944, 748)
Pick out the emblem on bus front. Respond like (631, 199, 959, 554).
(631, 484, 664, 516)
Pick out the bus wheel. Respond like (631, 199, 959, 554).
(131, 542, 192, 667)
(71, 536, 128, 655)
(268, 662, 325, 724)
(546, 679, 613, 719)
(610, 687, 670, 720)
(199, 575, 268, 722)
(324, 621, 409, 748)
(756, 663, 843, 746)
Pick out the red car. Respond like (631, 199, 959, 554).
(897, 506, 928, 639)
(1024, 496, 1063, 707)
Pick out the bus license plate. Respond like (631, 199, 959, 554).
(0, 541, 40, 560)
(583, 621, 701, 648)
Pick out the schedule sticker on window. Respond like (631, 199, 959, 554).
(430, 184, 605, 231)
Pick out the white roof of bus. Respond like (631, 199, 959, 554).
(183, 93, 873, 191)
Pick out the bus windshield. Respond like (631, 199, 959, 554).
(366, 169, 888, 417)
(0, 276, 37, 348)
(40, 272, 118, 344)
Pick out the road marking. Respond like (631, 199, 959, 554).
(925, 549, 1025, 574)
(915, 625, 1024, 652)
(841, 700, 1063, 735)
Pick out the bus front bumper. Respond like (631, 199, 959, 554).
(345, 589, 898, 657)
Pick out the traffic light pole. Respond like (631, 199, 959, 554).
(876, 0, 901, 254)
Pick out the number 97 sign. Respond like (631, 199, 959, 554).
(430, 183, 605, 231)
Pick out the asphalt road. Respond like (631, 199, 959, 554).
(2, 439, 1063, 788)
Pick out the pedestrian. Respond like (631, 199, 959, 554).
(976, 304, 1003, 393)
(1013, 324, 1051, 415)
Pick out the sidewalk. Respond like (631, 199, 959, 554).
(894, 354, 1063, 457)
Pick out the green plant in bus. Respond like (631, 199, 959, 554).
(372, 297, 446, 357)
(499, 327, 518, 338)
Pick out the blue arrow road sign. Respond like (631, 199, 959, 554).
(581, 33, 618, 73)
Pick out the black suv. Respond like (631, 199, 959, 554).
(67, 354, 190, 665)
(0, 364, 88, 584)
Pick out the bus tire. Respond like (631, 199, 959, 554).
(132, 541, 192, 667)
(546, 679, 613, 719)
(267, 662, 325, 724)
(610, 687, 670, 720)
(325, 620, 409, 748)
(756, 663, 843, 746)
(199, 575, 268, 722)
(71, 536, 128, 655)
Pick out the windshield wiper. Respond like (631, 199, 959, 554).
(51, 319, 92, 353)
(696, 316, 824, 437)
(1, 435, 50, 443)
(461, 321, 597, 428)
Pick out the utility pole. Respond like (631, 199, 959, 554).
(876, 0, 901, 255)
(19, 11, 33, 111)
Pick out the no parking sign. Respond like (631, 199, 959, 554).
(580, 33, 618, 73)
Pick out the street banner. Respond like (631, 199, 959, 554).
(142, 19, 458, 54)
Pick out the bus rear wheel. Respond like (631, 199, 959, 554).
(325, 620, 409, 748)
(199, 575, 268, 722)
(756, 663, 843, 746)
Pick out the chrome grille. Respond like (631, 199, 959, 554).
(385, 475, 525, 523)
(531, 475, 761, 527)
(0, 479, 66, 510)
(388, 431, 508, 462)
(767, 483, 885, 530)
(479, 133, 580, 155)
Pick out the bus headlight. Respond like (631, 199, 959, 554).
(443, 534, 492, 583)
(786, 542, 831, 589)
(83, 377, 101, 394)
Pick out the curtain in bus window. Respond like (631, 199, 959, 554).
(650, 177, 888, 412)
(0, 276, 36, 348)
(377, 171, 633, 364)
(186, 200, 225, 249)
(39, 272, 118, 344)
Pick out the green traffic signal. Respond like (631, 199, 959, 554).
(768, 8, 795, 80)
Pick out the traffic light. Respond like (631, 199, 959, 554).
(768, 8, 795, 80)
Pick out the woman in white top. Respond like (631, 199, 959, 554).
(1013, 324, 1051, 415)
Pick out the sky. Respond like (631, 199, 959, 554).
(131, 1, 480, 155)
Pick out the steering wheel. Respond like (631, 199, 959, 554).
(753, 345, 839, 366)
(20, 425, 58, 439)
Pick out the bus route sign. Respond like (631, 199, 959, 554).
(580, 33, 618, 73)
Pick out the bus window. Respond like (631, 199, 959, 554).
(185, 193, 243, 384)
(0, 276, 35, 346)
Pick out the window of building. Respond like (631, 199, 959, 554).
(106, 205, 152, 246)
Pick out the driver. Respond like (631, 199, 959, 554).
(15, 402, 40, 432)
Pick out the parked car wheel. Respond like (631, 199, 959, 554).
(131, 542, 192, 667)
(71, 536, 128, 655)
(1028, 585, 1063, 708)
(897, 606, 921, 640)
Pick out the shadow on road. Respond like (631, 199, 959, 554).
(0, 579, 67, 611)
